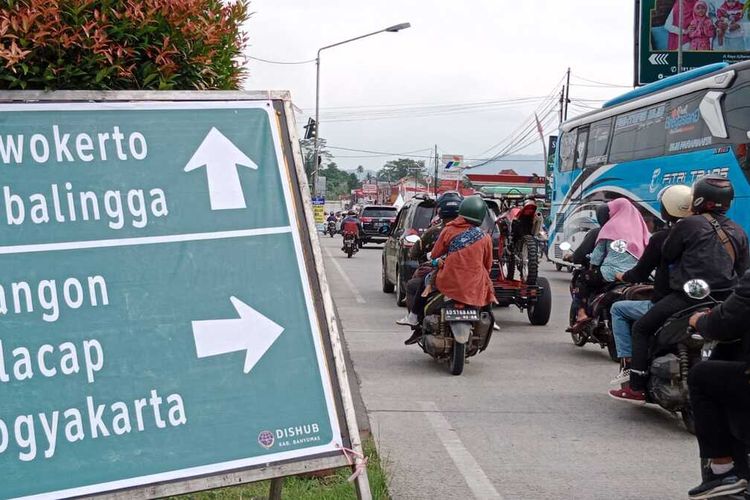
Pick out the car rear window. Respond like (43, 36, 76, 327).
(362, 208, 397, 218)
(411, 205, 436, 230)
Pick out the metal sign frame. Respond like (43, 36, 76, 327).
(0, 91, 370, 500)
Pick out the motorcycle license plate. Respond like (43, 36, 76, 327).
(444, 308, 480, 322)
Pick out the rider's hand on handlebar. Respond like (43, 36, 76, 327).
(615, 272, 624, 282)
(689, 311, 708, 329)
(562, 253, 572, 262)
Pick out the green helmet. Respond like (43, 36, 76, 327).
(459, 196, 486, 226)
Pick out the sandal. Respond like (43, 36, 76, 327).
(565, 317, 593, 334)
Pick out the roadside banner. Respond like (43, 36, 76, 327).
(0, 92, 365, 499)
(441, 154, 463, 180)
(636, 0, 750, 85)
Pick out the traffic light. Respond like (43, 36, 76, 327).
(304, 118, 317, 139)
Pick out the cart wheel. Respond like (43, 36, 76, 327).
(527, 277, 551, 326)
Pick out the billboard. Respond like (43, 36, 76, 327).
(441, 154, 463, 180)
(636, 0, 750, 85)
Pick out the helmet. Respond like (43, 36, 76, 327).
(437, 192, 463, 220)
(329, 211, 334, 216)
(595, 204, 610, 226)
(458, 196, 487, 226)
(692, 175, 734, 214)
(659, 184, 693, 222)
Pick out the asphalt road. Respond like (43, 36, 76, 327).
(320, 235, 700, 500)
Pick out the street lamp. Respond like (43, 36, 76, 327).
(312, 22, 411, 196)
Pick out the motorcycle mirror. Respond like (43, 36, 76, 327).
(559, 242, 572, 252)
(610, 239, 629, 254)
(683, 279, 711, 300)
(404, 234, 421, 244)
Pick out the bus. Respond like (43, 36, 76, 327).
(547, 61, 750, 265)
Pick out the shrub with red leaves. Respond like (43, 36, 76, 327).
(0, 0, 250, 90)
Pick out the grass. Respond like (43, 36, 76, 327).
(172, 438, 389, 500)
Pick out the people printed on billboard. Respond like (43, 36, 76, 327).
(650, 0, 749, 52)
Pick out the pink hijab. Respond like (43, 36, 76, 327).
(596, 198, 651, 259)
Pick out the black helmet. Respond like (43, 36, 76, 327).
(458, 196, 487, 226)
(437, 192, 463, 220)
(595, 204, 610, 226)
(692, 175, 734, 214)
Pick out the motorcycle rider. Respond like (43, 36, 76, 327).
(403, 195, 495, 345)
(568, 198, 650, 331)
(397, 192, 462, 327)
(341, 210, 362, 251)
(608, 184, 693, 385)
(685, 269, 750, 499)
(326, 211, 337, 235)
(612, 175, 749, 403)
(566, 204, 611, 267)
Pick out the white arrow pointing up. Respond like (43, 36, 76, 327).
(184, 127, 258, 211)
(192, 296, 284, 374)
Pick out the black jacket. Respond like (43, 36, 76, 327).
(662, 213, 749, 292)
(622, 228, 670, 302)
(697, 269, 750, 365)
(572, 228, 600, 266)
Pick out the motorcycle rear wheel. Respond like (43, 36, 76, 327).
(450, 341, 466, 375)
(347, 245, 353, 258)
(520, 235, 539, 285)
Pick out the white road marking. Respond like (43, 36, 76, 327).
(323, 247, 366, 304)
(0, 227, 292, 255)
(419, 401, 504, 500)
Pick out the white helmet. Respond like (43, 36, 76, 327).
(659, 184, 693, 222)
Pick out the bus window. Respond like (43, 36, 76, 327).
(574, 127, 589, 169)
(665, 91, 714, 155)
(723, 72, 750, 142)
(609, 103, 667, 163)
(559, 130, 576, 172)
(585, 118, 612, 167)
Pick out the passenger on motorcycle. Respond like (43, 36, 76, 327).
(403, 196, 496, 345)
(568, 198, 650, 331)
(612, 175, 749, 403)
(397, 192, 462, 327)
(607, 184, 693, 386)
(341, 210, 362, 250)
(685, 269, 750, 499)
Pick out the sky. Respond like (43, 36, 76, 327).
(242, 1, 635, 173)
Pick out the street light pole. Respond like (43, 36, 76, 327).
(312, 22, 411, 197)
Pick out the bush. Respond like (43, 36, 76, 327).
(0, 0, 250, 90)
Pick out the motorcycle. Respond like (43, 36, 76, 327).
(629, 279, 718, 433)
(342, 233, 358, 258)
(404, 234, 495, 375)
(326, 220, 337, 237)
(564, 240, 649, 361)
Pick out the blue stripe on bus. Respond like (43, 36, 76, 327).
(603, 63, 729, 108)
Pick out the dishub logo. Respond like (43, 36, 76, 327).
(257, 430, 275, 449)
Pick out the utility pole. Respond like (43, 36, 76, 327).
(563, 67, 571, 121)
(559, 87, 565, 125)
(434, 145, 439, 197)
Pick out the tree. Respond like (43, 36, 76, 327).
(299, 138, 333, 180)
(377, 158, 426, 182)
(0, 0, 250, 90)
(320, 162, 359, 198)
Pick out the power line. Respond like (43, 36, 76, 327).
(571, 74, 631, 88)
(248, 55, 316, 65)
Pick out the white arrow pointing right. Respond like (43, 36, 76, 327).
(192, 296, 284, 374)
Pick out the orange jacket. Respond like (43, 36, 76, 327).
(432, 216, 495, 307)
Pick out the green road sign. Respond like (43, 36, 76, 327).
(0, 97, 348, 499)
(636, 0, 750, 85)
